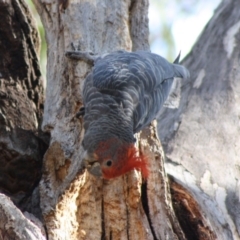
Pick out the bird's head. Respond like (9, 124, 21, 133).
(83, 137, 149, 179)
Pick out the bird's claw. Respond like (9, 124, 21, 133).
(76, 107, 85, 118)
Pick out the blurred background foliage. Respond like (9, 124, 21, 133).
(26, 0, 47, 79)
(26, 0, 221, 82)
(149, 0, 221, 60)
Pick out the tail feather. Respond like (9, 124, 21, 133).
(172, 51, 190, 79)
(173, 51, 181, 64)
(173, 64, 190, 79)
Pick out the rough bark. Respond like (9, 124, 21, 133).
(2, 0, 239, 239)
(0, 0, 48, 238)
(0, 0, 47, 218)
(158, 0, 240, 239)
(32, 0, 185, 239)
(0, 193, 46, 240)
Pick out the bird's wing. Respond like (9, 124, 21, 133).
(84, 50, 189, 133)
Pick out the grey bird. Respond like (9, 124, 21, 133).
(74, 50, 189, 179)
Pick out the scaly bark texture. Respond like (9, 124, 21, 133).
(33, 0, 185, 239)
(158, 0, 240, 239)
(0, 0, 47, 218)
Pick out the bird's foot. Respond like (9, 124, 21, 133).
(76, 107, 85, 118)
(66, 44, 99, 65)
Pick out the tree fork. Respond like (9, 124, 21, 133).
(1, 0, 239, 239)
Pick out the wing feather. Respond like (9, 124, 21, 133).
(83, 50, 189, 134)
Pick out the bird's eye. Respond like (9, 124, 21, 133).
(105, 160, 112, 167)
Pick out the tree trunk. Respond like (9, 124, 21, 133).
(1, 0, 240, 239)
(31, 0, 185, 239)
(0, 0, 47, 238)
(158, 0, 240, 239)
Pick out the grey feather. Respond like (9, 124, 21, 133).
(82, 50, 189, 153)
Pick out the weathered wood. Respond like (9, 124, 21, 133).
(139, 123, 185, 240)
(0, 193, 46, 240)
(0, 0, 46, 217)
(158, 0, 240, 239)
(170, 177, 217, 240)
(33, 0, 185, 239)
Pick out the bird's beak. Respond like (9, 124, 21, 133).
(88, 161, 102, 177)
(82, 151, 102, 177)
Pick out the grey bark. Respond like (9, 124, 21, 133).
(0, 194, 46, 240)
(158, 0, 240, 239)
